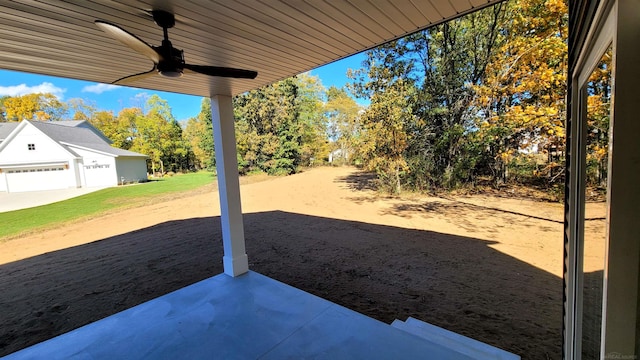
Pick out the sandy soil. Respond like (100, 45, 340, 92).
(0, 166, 605, 359)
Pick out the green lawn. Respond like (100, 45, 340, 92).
(0, 172, 216, 240)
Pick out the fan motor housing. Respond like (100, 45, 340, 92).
(157, 59, 183, 77)
(152, 10, 175, 29)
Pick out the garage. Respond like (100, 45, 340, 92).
(4, 165, 70, 193)
(82, 162, 116, 187)
(0, 121, 147, 193)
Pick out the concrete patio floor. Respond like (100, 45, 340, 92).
(3, 271, 518, 359)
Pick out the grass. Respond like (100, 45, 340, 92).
(0, 172, 216, 240)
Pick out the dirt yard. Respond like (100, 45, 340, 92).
(0, 166, 605, 359)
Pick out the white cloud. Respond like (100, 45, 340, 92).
(129, 92, 150, 108)
(81, 83, 119, 94)
(0, 82, 66, 99)
(132, 92, 149, 102)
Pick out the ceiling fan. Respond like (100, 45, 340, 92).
(95, 10, 258, 84)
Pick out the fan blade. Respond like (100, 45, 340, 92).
(183, 64, 257, 79)
(113, 65, 157, 85)
(95, 20, 161, 64)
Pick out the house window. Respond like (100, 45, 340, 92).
(27, 143, 35, 150)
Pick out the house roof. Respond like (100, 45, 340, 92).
(36, 120, 113, 144)
(0, 1, 501, 97)
(52, 120, 89, 127)
(28, 121, 146, 158)
(0, 122, 19, 141)
(64, 141, 147, 158)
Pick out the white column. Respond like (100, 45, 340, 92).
(211, 95, 248, 277)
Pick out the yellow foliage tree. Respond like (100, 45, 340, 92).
(3, 93, 67, 121)
(357, 79, 413, 193)
(183, 116, 210, 170)
(473, 0, 568, 182)
(324, 86, 362, 165)
(585, 48, 612, 186)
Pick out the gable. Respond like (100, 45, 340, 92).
(0, 122, 78, 165)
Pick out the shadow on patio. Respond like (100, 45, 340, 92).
(0, 211, 562, 358)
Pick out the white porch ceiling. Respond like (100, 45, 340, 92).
(0, 0, 500, 97)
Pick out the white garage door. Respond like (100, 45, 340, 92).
(83, 164, 115, 187)
(6, 167, 70, 192)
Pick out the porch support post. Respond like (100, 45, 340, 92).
(211, 95, 248, 277)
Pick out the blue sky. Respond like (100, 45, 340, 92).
(0, 53, 366, 122)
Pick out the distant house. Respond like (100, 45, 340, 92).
(0, 120, 147, 193)
(328, 148, 350, 164)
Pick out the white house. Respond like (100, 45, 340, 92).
(0, 120, 147, 193)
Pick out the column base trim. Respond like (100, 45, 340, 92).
(223, 254, 249, 277)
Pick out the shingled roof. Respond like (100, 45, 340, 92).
(48, 120, 113, 144)
(33, 121, 146, 157)
(3, 120, 146, 158)
(0, 122, 19, 141)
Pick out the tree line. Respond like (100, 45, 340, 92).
(0, 74, 348, 176)
(347, 0, 606, 195)
(346, 0, 572, 193)
(1, 0, 610, 195)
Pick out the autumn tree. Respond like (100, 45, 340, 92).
(183, 98, 215, 170)
(2, 93, 67, 121)
(350, 3, 506, 190)
(296, 74, 329, 166)
(324, 86, 361, 165)
(129, 94, 190, 174)
(87, 108, 140, 150)
(585, 48, 612, 187)
(473, 0, 568, 184)
(357, 79, 413, 193)
(68, 98, 97, 121)
(88, 95, 192, 174)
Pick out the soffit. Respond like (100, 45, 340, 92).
(0, 0, 500, 97)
